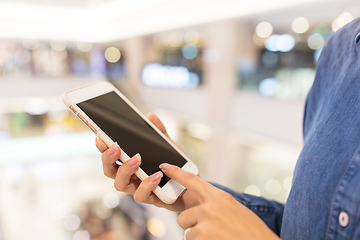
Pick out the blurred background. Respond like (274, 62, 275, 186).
(0, 0, 359, 239)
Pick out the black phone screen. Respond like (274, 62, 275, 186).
(77, 91, 187, 187)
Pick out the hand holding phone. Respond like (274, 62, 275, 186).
(63, 81, 199, 204)
(95, 115, 201, 212)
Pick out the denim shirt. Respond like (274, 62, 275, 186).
(214, 18, 360, 239)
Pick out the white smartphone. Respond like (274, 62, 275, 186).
(62, 81, 198, 204)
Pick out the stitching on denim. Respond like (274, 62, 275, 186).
(324, 144, 360, 240)
(248, 205, 277, 213)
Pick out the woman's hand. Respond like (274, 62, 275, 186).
(160, 163, 281, 240)
(95, 113, 200, 212)
(96, 113, 280, 239)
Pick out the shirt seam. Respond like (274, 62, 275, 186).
(324, 144, 360, 240)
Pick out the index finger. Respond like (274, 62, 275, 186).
(95, 138, 108, 153)
(159, 163, 212, 201)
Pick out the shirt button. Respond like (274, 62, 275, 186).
(339, 212, 349, 227)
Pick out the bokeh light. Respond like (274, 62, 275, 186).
(73, 230, 90, 240)
(307, 33, 324, 50)
(258, 78, 280, 97)
(332, 12, 354, 32)
(50, 40, 67, 51)
(96, 204, 112, 219)
(76, 42, 93, 52)
(277, 34, 295, 52)
(64, 214, 81, 231)
(291, 17, 310, 34)
(3, 64, 20, 80)
(182, 44, 198, 59)
(188, 72, 200, 88)
(244, 185, 261, 196)
(167, 32, 182, 47)
(103, 192, 120, 208)
(147, 218, 166, 238)
(252, 33, 266, 46)
(25, 98, 49, 115)
(265, 34, 295, 52)
(142, 63, 200, 89)
(105, 47, 121, 63)
(265, 35, 280, 51)
(22, 39, 39, 50)
(198, 33, 208, 47)
(255, 22, 273, 38)
(262, 52, 278, 67)
(265, 179, 282, 195)
(184, 30, 200, 45)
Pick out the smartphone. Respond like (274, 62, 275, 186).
(62, 81, 198, 204)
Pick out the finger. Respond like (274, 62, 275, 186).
(101, 142, 121, 178)
(133, 171, 163, 203)
(95, 138, 108, 153)
(147, 113, 170, 138)
(178, 207, 199, 230)
(159, 164, 212, 200)
(114, 153, 141, 192)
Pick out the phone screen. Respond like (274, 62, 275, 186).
(77, 91, 187, 187)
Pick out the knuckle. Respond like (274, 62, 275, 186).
(187, 172, 197, 181)
(101, 153, 109, 163)
(177, 212, 184, 225)
(133, 184, 150, 203)
(118, 165, 133, 178)
(145, 195, 156, 205)
(103, 169, 111, 178)
(201, 205, 211, 217)
(182, 171, 198, 185)
(114, 181, 124, 192)
(133, 192, 144, 203)
(177, 212, 187, 228)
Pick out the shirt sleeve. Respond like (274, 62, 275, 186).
(211, 182, 285, 236)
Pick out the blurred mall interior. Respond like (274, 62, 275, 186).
(0, 0, 359, 239)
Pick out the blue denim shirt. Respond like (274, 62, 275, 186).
(215, 18, 360, 239)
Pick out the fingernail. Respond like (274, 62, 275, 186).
(150, 171, 163, 182)
(159, 163, 170, 171)
(127, 153, 140, 167)
(107, 142, 118, 155)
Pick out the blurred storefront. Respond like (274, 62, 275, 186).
(0, 0, 359, 239)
